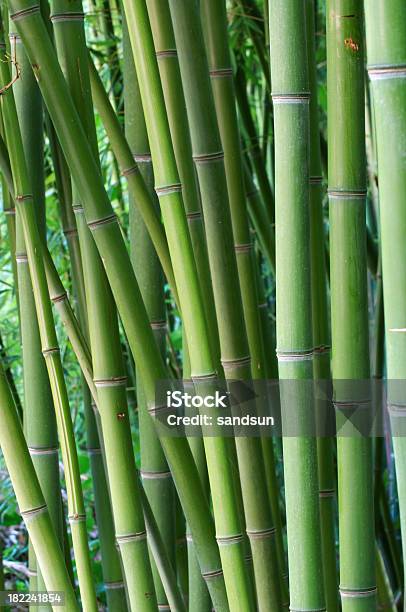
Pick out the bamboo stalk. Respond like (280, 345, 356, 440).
(12, 35, 63, 607)
(0, 23, 96, 610)
(269, 1, 325, 609)
(327, 2, 376, 609)
(123, 19, 176, 609)
(305, 2, 338, 609)
(0, 362, 78, 609)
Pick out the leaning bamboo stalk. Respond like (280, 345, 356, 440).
(168, 1, 282, 609)
(87, 56, 178, 303)
(327, 2, 376, 609)
(123, 21, 176, 609)
(49, 1, 157, 606)
(305, 1, 338, 609)
(7, 6, 228, 609)
(12, 35, 63, 603)
(0, 25, 96, 610)
(269, 1, 325, 609)
(0, 362, 78, 609)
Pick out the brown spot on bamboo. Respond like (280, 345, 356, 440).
(344, 38, 359, 52)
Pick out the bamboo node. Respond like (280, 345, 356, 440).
(121, 164, 139, 177)
(28, 446, 58, 456)
(155, 183, 182, 197)
(368, 64, 406, 81)
(193, 151, 224, 164)
(158, 606, 171, 611)
(133, 153, 151, 163)
(88, 213, 117, 231)
(63, 227, 78, 237)
(319, 489, 335, 498)
(148, 403, 169, 417)
(42, 347, 60, 357)
(51, 292, 67, 304)
(340, 586, 377, 599)
(116, 531, 147, 544)
(15, 253, 28, 263)
(209, 67, 233, 79)
(72, 204, 84, 213)
(21, 503, 47, 519)
(4, 207, 16, 215)
(15, 193, 32, 202)
(191, 372, 217, 381)
(221, 355, 251, 370)
(388, 403, 406, 416)
(105, 580, 124, 590)
(328, 189, 367, 200)
(310, 176, 323, 185)
(156, 49, 177, 59)
(216, 533, 244, 545)
(246, 527, 276, 540)
(27, 569, 38, 577)
(140, 470, 172, 480)
(150, 319, 167, 330)
(202, 568, 224, 581)
(186, 211, 202, 221)
(277, 349, 314, 362)
(234, 243, 252, 254)
(50, 12, 85, 22)
(10, 5, 41, 22)
(94, 376, 127, 388)
(86, 447, 102, 455)
(271, 92, 310, 104)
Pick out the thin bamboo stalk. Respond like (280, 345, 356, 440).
(123, 20, 176, 609)
(327, 2, 376, 609)
(364, 3, 406, 608)
(0, 25, 96, 610)
(7, 6, 228, 609)
(269, 0, 325, 609)
(305, 2, 338, 609)
(12, 35, 63, 606)
(0, 362, 78, 609)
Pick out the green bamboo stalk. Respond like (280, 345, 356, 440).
(7, 5, 228, 609)
(12, 35, 63, 608)
(49, 1, 157, 606)
(123, 20, 176, 609)
(269, 1, 325, 610)
(200, 2, 284, 608)
(0, 363, 78, 610)
(144, 0, 220, 371)
(87, 56, 178, 303)
(305, 2, 338, 609)
(364, 3, 406, 608)
(327, 2, 376, 609)
(0, 25, 96, 610)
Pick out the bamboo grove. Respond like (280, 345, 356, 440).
(0, 0, 404, 610)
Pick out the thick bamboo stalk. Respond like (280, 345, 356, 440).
(269, 1, 325, 609)
(364, 1, 406, 607)
(49, 1, 156, 606)
(327, 2, 376, 609)
(12, 35, 63, 606)
(123, 20, 176, 609)
(0, 363, 78, 610)
(305, 2, 338, 609)
(7, 6, 228, 609)
(0, 26, 96, 610)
